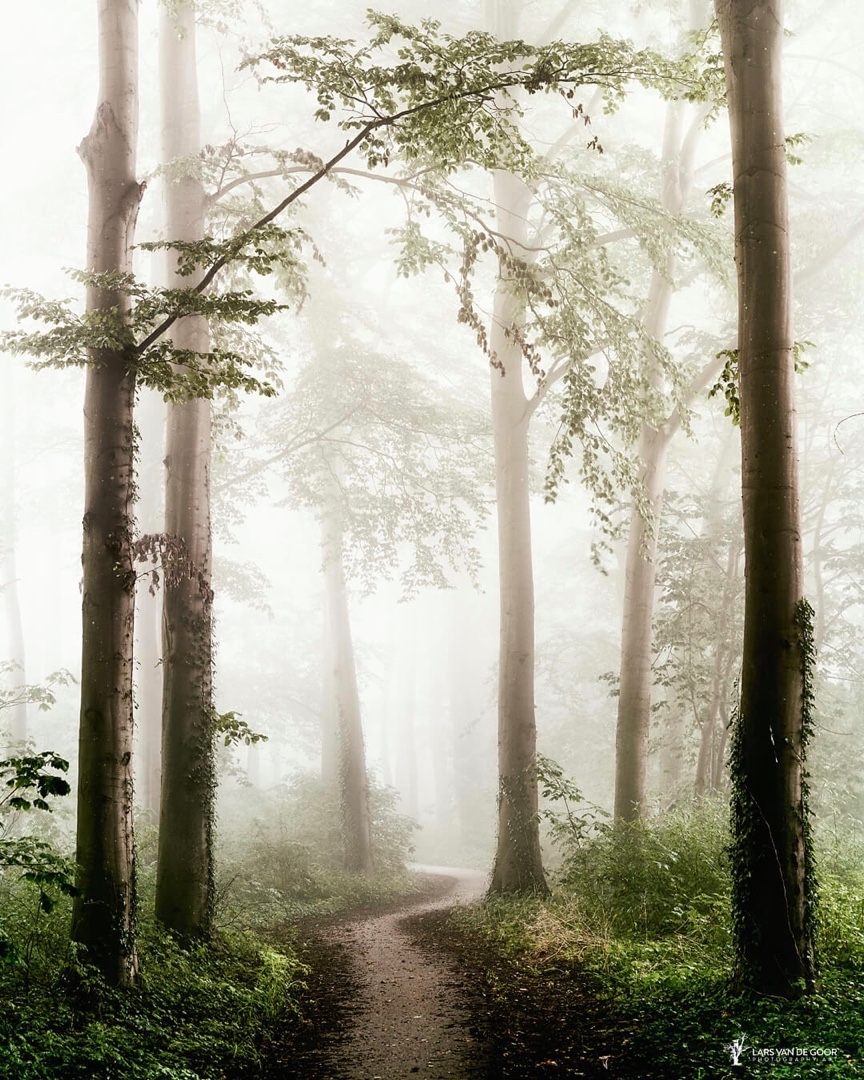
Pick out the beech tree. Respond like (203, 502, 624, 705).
(72, 0, 142, 986)
(476, 0, 717, 886)
(258, 316, 489, 871)
(153, 0, 216, 941)
(611, 26, 718, 818)
(715, 0, 817, 996)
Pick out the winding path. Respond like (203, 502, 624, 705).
(293, 866, 489, 1079)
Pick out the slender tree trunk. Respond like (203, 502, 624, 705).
(695, 535, 741, 796)
(613, 81, 709, 821)
(395, 608, 420, 822)
(716, 0, 816, 996)
(71, 0, 141, 987)
(154, 0, 215, 938)
(488, 171, 546, 895)
(320, 598, 340, 785)
(321, 506, 373, 873)
(134, 390, 165, 814)
(614, 425, 671, 820)
(136, 583, 162, 812)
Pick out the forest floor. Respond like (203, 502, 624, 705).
(258, 868, 642, 1080)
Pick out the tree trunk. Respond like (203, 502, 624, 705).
(488, 171, 547, 895)
(613, 81, 708, 821)
(695, 536, 741, 797)
(71, 0, 141, 987)
(716, 0, 816, 996)
(321, 506, 373, 874)
(614, 425, 671, 821)
(154, 0, 216, 939)
(395, 608, 420, 822)
(320, 597, 340, 786)
(134, 390, 165, 814)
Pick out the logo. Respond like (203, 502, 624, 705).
(726, 1035, 748, 1066)
(724, 1034, 842, 1065)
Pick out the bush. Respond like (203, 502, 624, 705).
(217, 773, 419, 926)
(554, 800, 731, 941)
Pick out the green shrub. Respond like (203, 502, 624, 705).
(217, 773, 419, 926)
(555, 800, 731, 940)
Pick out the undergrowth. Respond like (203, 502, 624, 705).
(0, 768, 418, 1078)
(451, 801, 864, 1078)
(0, 886, 307, 1080)
(215, 773, 420, 927)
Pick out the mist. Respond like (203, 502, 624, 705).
(2, 0, 864, 1075)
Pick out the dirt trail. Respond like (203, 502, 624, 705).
(287, 866, 489, 1079)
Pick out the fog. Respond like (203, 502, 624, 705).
(3, 0, 864, 882)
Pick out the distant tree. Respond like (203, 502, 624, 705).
(261, 309, 490, 872)
(612, 0, 720, 821)
(153, 0, 217, 942)
(650, 432, 743, 798)
(715, 0, 817, 996)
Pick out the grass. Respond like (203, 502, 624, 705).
(0, 893, 308, 1080)
(449, 804, 864, 1078)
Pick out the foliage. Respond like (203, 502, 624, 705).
(0, 751, 77, 914)
(247, 14, 717, 174)
(259, 338, 491, 595)
(534, 753, 609, 851)
(0, 664, 75, 719)
(709, 341, 813, 426)
(217, 774, 419, 926)
(212, 709, 268, 748)
(555, 802, 731, 940)
(449, 808, 864, 1077)
(0, 272, 281, 404)
(0, 885, 306, 1080)
(709, 348, 740, 423)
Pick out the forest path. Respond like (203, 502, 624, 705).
(278, 866, 490, 1079)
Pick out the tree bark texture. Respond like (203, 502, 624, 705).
(71, 0, 141, 986)
(154, 0, 216, 939)
(321, 505, 373, 874)
(716, 0, 816, 995)
(134, 390, 165, 815)
(488, 170, 547, 896)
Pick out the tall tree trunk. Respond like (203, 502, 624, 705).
(71, 0, 141, 986)
(154, 0, 215, 939)
(321, 505, 373, 874)
(488, 170, 546, 895)
(716, 0, 816, 996)
(614, 425, 671, 821)
(613, 72, 709, 820)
